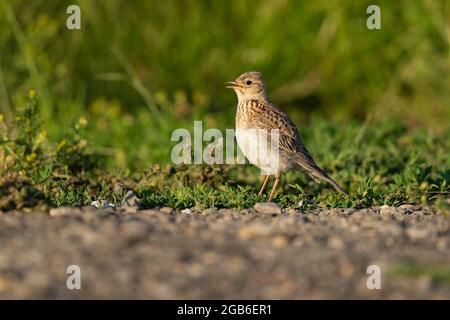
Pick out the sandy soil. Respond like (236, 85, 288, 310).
(0, 204, 449, 299)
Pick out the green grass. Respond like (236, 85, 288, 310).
(390, 263, 450, 285)
(1, 97, 448, 211)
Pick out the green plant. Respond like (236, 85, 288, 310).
(0, 93, 100, 210)
(1, 94, 449, 211)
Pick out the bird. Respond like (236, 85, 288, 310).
(227, 71, 349, 201)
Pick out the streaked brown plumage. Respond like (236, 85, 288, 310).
(227, 71, 349, 201)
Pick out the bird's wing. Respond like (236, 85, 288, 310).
(251, 103, 349, 196)
(252, 106, 301, 152)
(252, 106, 322, 171)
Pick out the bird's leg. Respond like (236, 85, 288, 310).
(258, 175, 270, 196)
(268, 173, 281, 202)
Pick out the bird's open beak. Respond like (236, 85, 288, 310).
(226, 81, 239, 89)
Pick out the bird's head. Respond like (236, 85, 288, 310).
(226, 71, 269, 102)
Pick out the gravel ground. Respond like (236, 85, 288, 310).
(0, 204, 449, 299)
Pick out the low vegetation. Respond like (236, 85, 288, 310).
(1, 97, 448, 212)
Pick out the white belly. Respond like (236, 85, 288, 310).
(236, 128, 282, 175)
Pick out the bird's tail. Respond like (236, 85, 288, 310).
(310, 170, 350, 196)
(293, 155, 349, 196)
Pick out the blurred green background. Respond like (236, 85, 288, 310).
(0, 0, 449, 170)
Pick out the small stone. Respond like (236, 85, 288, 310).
(254, 202, 282, 215)
(120, 190, 141, 209)
(181, 208, 193, 214)
(91, 200, 115, 209)
(139, 209, 160, 216)
(217, 208, 238, 216)
(299, 199, 316, 207)
(49, 207, 82, 217)
(123, 206, 139, 213)
(201, 208, 217, 215)
(399, 204, 417, 210)
(159, 207, 174, 214)
(286, 208, 299, 215)
(380, 206, 397, 216)
(240, 208, 253, 215)
(328, 209, 345, 216)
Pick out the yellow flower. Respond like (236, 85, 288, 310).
(35, 130, 48, 144)
(28, 89, 37, 99)
(78, 116, 88, 127)
(420, 181, 429, 190)
(56, 140, 67, 152)
(90, 98, 106, 114)
(26, 152, 37, 163)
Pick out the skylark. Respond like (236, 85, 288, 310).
(227, 71, 349, 201)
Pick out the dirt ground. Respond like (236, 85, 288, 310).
(0, 204, 449, 299)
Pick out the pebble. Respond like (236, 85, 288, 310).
(91, 200, 115, 209)
(380, 205, 397, 216)
(139, 209, 160, 216)
(218, 208, 238, 216)
(201, 208, 217, 215)
(286, 208, 299, 215)
(49, 207, 82, 217)
(159, 207, 174, 214)
(120, 190, 141, 212)
(399, 204, 417, 211)
(254, 202, 282, 215)
(298, 199, 316, 207)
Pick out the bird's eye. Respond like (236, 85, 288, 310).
(245, 80, 252, 85)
